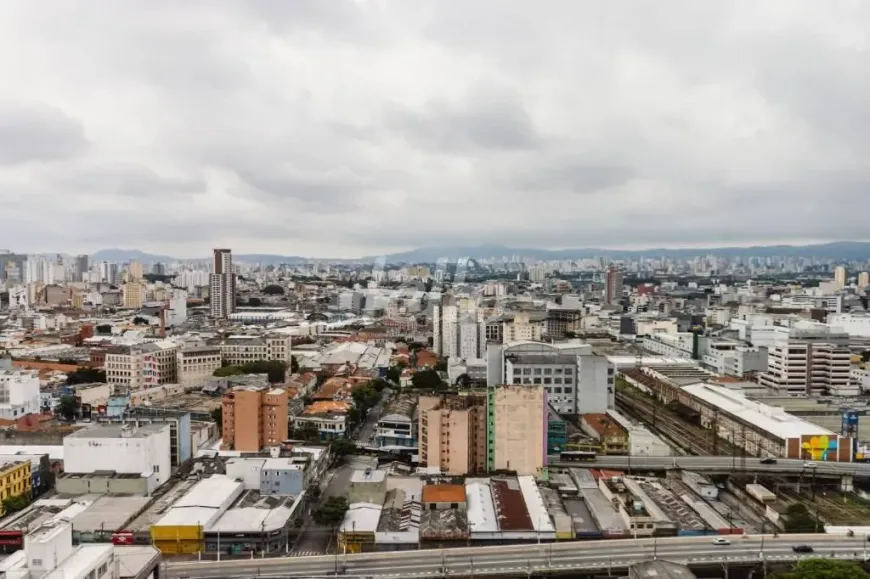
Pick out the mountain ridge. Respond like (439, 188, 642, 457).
(85, 241, 870, 265)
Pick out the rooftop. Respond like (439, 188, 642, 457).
(422, 484, 466, 504)
(66, 423, 169, 439)
(491, 478, 533, 531)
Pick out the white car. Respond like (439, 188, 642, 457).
(712, 537, 731, 546)
(804, 462, 817, 469)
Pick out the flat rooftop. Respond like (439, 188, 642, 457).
(66, 423, 168, 439)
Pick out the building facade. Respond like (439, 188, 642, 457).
(210, 248, 236, 319)
(0, 370, 40, 420)
(177, 346, 223, 389)
(222, 386, 289, 451)
(105, 341, 179, 391)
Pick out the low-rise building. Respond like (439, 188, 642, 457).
(0, 460, 31, 512)
(375, 396, 417, 449)
(177, 345, 222, 389)
(0, 370, 40, 421)
(291, 401, 349, 440)
(580, 413, 629, 455)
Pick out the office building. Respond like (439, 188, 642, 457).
(75, 254, 90, 281)
(487, 341, 614, 415)
(502, 312, 544, 343)
(0, 370, 41, 421)
(177, 345, 223, 389)
(222, 385, 289, 451)
(105, 341, 179, 391)
(215, 334, 293, 366)
(209, 248, 236, 319)
(604, 267, 623, 305)
(0, 521, 118, 579)
(759, 341, 852, 396)
(122, 281, 146, 309)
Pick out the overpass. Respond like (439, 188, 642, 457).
(165, 534, 869, 578)
(550, 455, 870, 488)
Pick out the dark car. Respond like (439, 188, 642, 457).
(792, 545, 814, 553)
(760, 458, 777, 465)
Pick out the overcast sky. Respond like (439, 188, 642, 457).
(1, 1, 869, 259)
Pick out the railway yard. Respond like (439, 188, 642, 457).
(613, 374, 870, 530)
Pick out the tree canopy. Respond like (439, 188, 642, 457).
(411, 369, 447, 391)
(290, 422, 320, 442)
(213, 360, 288, 383)
(65, 368, 107, 385)
(783, 503, 822, 533)
(262, 285, 285, 295)
(55, 395, 78, 421)
(770, 559, 868, 579)
(313, 496, 349, 526)
(132, 316, 150, 325)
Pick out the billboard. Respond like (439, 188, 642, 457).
(786, 434, 853, 462)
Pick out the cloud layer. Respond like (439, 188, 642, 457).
(1, 0, 869, 258)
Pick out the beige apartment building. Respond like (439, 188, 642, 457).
(418, 386, 546, 476)
(418, 392, 486, 476)
(490, 386, 546, 475)
(216, 334, 293, 367)
(122, 281, 146, 309)
(105, 340, 179, 391)
(222, 385, 289, 451)
(177, 346, 222, 389)
(759, 342, 852, 396)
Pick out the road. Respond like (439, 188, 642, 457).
(551, 455, 870, 477)
(353, 387, 391, 444)
(166, 534, 870, 578)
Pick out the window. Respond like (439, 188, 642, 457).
(31, 559, 42, 567)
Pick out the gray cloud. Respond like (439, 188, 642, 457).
(0, 103, 88, 165)
(0, 0, 869, 257)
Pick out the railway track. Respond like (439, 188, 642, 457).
(616, 393, 710, 455)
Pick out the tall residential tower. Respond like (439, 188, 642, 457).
(209, 248, 235, 319)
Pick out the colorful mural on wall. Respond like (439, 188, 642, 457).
(801, 435, 839, 461)
(786, 434, 854, 462)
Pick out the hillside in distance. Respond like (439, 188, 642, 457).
(88, 241, 870, 265)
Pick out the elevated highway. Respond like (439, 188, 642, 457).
(165, 534, 870, 578)
(551, 455, 870, 480)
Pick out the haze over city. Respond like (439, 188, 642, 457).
(2, 1, 870, 258)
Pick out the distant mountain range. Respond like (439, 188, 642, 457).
(88, 241, 870, 265)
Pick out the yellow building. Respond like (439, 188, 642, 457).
(0, 461, 32, 514)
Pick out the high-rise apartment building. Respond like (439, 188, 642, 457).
(209, 248, 235, 319)
(604, 267, 624, 305)
(417, 386, 546, 476)
(127, 261, 144, 281)
(433, 301, 484, 361)
(834, 266, 847, 289)
(122, 282, 146, 309)
(221, 385, 288, 451)
(859, 271, 870, 290)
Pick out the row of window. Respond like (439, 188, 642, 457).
(514, 376, 575, 386)
(514, 367, 574, 375)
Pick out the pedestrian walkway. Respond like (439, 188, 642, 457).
(289, 549, 324, 557)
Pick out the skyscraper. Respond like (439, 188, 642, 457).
(834, 266, 847, 289)
(604, 267, 624, 305)
(75, 255, 89, 282)
(209, 248, 235, 319)
(859, 271, 870, 290)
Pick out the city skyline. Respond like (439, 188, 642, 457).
(2, 2, 869, 257)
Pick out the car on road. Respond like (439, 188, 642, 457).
(803, 462, 817, 469)
(712, 537, 731, 546)
(760, 457, 777, 464)
(792, 545, 814, 553)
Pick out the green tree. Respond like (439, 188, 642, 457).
(213, 365, 245, 378)
(290, 355, 300, 374)
(55, 395, 78, 421)
(434, 357, 448, 372)
(132, 316, 150, 325)
(783, 503, 822, 533)
(411, 370, 446, 391)
(2, 494, 30, 515)
(96, 324, 112, 335)
(291, 422, 320, 441)
(248, 297, 263, 307)
(263, 285, 285, 295)
(769, 559, 869, 579)
(385, 366, 401, 384)
(313, 496, 349, 526)
(330, 438, 357, 459)
(65, 368, 106, 385)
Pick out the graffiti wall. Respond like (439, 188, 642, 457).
(786, 434, 853, 462)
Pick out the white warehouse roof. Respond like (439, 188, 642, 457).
(680, 382, 833, 441)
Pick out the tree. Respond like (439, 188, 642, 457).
(385, 366, 401, 384)
(769, 559, 868, 579)
(96, 324, 112, 335)
(290, 355, 300, 374)
(783, 503, 821, 533)
(313, 496, 349, 526)
(211, 407, 223, 434)
(2, 494, 30, 515)
(247, 297, 263, 307)
(263, 285, 285, 296)
(330, 438, 357, 459)
(434, 357, 448, 372)
(55, 395, 78, 421)
(411, 370, 446, 391)
(213, 365, 245, 378)
(65, 368, 106, 385)
(132, 316, 150, 325)
(291, 422, 320, 442)
(455, 373, 472, 388)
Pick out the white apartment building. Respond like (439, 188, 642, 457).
(701, 345, 768, 377)
(0, 370, 40, 420)
(759, 342, 852, 396)
(828, 313, 870, 338)
(210, 248, 236, 319)
(218, 334, 293, 366)
(640, 332, 695, 358)
(105, 340, 179, 391)
(433, 302, 484, 361)
(488, 341, 614, 415)
(177, 345, 223, 388)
